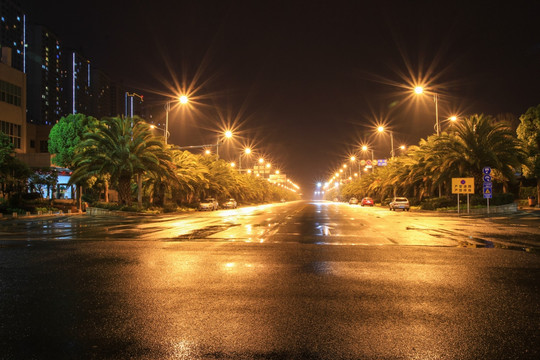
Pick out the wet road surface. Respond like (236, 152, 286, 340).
(1, 201, 539, 359)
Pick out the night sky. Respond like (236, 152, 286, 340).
(22, 0, 540, 192)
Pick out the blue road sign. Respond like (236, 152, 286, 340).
(483, 174, 492, 182)
(378, 159, 387, 166)
(483, 183, 493, 199)
(483, 166, 492, 175)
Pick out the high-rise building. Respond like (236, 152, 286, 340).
(62, 49, 91, 116)
(27, 24, 63, 125)
(91, 68, 113, 119)
(0, 0, 26, 73)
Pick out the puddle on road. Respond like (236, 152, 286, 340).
(171, 224, 240, 241)
(406, 226, 537, 253)
(457, 238, 537, 253)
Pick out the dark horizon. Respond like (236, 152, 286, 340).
(20, 0, 540, 192)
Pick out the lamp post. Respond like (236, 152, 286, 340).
(415, 86, 444, 197)
(414, 86, 439, 136)
(239, 147, 251, 172)
(361, 145, 375, 173)
(149, 124, 170, 139)
(164, 95, 189, 145)
(217, 130, 233, 157)
(377, 126, 394, 158)
(350, 156, 359, 178)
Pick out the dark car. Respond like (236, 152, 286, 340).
(361, 197, 374, 206)
(389, 197, 410, 211)
(222, 198, 238, 209)
(198, 198, 219, 211)
(349, 197, 359, 205)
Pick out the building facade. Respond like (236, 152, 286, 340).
(0, 48, 26, 153)
(0, 0, 26, 73)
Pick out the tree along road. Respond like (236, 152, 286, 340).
(0, 201, 539, 359)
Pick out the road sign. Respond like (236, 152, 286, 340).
(378, 159, 387, 166)
(483, 183, 493, 199)
(452, 178, 475, 194)
(483, 166, 491, 175)
(360, 160, 366, 166)
(366, 160, 372, 166)
(483, 174, 492, 182)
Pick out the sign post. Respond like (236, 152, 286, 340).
(452, 178, 475, 214)
(482, 167, 492, 215)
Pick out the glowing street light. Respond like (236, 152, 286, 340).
(217, 130, 233, 157)
(361, 145, 375, 173)
(377, 126, 395, 158)
(414, 86, 439, 136)
(415, 85, 443, 197)
(150, 124, 170, 138)
(238, 147, 252, 171)
(165, 95, 189, 145)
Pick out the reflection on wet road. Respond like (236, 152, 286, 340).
(1, 201, 539, 359)
(1, 200, 539, 251)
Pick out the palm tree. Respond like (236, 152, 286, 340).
(70, 116, 174, 206)
(169, 150, 209, 205)
(436, 114, 526, 191)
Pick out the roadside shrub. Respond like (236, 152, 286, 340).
(470, 193, 514, 206)
(519, 186, 536, 199)
(420, 196, 454, 210)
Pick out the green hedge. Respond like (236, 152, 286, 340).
(420, 193, 515, 210)
(419, 197, 454, 210)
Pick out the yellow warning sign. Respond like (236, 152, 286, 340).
(451, 178, 475, 194)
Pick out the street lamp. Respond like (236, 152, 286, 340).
(239, 147, 252, 172)
(216, 130, 233, 157)
(377, 126, 395, 158)
(414, 86, 439, 136)
(416, 86, 443, 197)
(361, 145, 375, 172)
(350, 155, 359, 178)
(149, 124, 170, 139)
(165, 95, 189, 145)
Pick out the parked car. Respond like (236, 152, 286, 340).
(349, 197, 359, 205)
(222, 198, 238, 209)
(361, 197, 374, 206)
(389, 197, 410, 211)
(198, 198, 219, 211)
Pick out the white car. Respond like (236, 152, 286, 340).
(389, 197, 410, 211)
(198, 198, 219, 211)
(222, 198, 238, 209)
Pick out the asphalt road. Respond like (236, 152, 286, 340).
(1, 201, 539, 359)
